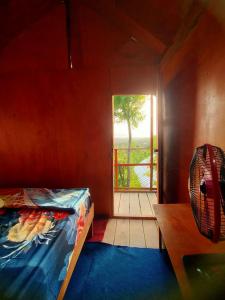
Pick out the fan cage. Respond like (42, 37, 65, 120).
(189, 144, 225, 243)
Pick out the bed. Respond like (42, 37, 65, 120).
(0, 188, 94, 300)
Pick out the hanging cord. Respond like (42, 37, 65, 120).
(62, 0, 73, 69)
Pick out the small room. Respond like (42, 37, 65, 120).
(0, 0, 225, 299)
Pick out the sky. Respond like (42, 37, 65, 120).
(114, 95, 157, 138)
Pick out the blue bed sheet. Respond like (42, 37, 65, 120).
(0, 188, 91, 300)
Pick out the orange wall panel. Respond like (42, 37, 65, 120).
(161, 6, 225, 203)
(111, 65, 157, 95)
(0, 3, 156, 216)
(0, 70, 112, 215)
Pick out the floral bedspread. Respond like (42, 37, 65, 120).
(0, 188, 91, 300)
(0, 188, 90, 213)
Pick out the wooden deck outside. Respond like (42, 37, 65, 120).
(114, 192, 157, 218)
(102, 218, 159, 248)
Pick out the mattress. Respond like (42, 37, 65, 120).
(0, 188, 91, 300)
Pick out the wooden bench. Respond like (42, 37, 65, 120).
(153, 203, 225, 299)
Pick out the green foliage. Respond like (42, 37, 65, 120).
(114, 95, 145, 128)
(113, 95, 158, 189)
(116, 166, 142, 188)
(117, 148, 149, 164)
(115, 137, 158, 151)
(114, 137, 158, 189)
(114, 95, 146, 187)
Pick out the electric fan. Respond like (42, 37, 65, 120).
(189, 144, 225, 243)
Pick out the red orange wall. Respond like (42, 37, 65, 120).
(0, 3, 156, 216)
(161, 1, 225, 203)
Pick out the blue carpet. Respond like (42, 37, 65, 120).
(64, 242, 180, 300)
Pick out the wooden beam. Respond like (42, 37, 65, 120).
(114, 8, 166, 54)
(63, 0, 83, 69)
(84, 0, 166, 55)
(64, 0, 73, 69)
(161, 0, 209, 70)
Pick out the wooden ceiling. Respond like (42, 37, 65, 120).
(116, 0, 194, 45)
(0, 0, 203, 58)
(0, 0, 56, 50)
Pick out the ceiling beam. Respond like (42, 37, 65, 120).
(114, 8, 166, 54)
(161, 0, 210, 70)
(84, 0, 166, 55)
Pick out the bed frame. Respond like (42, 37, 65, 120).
(57, 202, 94, 300)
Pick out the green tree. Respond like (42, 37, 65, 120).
(114, 95, 145, 187)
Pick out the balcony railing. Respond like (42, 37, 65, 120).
(114, 147, 157, 192)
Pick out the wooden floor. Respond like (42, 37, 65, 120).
(102, 218, 159, 248)
(114, 192, 157, 217)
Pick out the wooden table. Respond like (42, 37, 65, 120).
(153, 203, 225, 300)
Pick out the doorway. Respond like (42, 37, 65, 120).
(112, 95, 158, 218)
